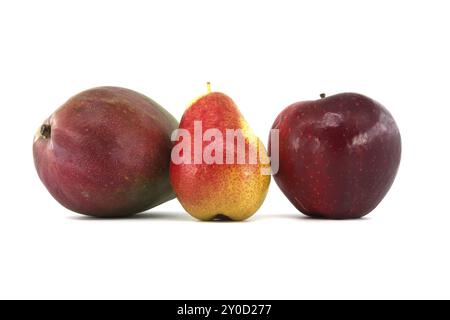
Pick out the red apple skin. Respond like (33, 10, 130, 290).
(33, 87, 178, 217)
(270, 93, 401, 219)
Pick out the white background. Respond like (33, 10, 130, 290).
(0, 0, 449, 299)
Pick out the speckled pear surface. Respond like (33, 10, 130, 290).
(170, 92, 270, 221)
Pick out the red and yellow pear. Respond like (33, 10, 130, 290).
(170, 84, 270, 221)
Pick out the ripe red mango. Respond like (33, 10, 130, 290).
(33, 87, 178, 217)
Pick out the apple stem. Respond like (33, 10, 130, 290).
(320, 93, 326, 99)
(40, 124, 51, 139)
(206, 82, 211, 94)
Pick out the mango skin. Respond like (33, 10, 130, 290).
(170, 92, 270, 221)
(33, 86, 179, 217)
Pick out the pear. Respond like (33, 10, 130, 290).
(170, 88, 270, 221)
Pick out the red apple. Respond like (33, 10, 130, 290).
(270, 93, 401, 219)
